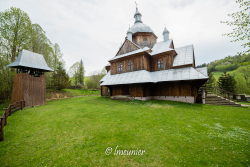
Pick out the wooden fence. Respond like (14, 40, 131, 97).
(0, 101, 25, 141)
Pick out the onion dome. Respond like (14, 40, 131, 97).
(128, 6, 154, 34)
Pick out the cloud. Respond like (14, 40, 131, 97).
(0, 0, 243, 75)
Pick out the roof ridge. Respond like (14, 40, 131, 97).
(175, 44, 193, 50)
(194, 67, 208, 78)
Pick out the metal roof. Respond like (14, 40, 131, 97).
(100, 67, 208, 86)
(196, 67, 208, 77)
(7, 49, 53, 71)
(129, 22, 154, 34)
(173, 45, 194, 67)
(110, 47, 150, 61)
(150, 40, 173, 55)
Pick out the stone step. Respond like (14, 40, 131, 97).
(206, 101, 236, 105)
(206, 103, 241, 107)
(205, 98, 229, 102)
(205, 94, 241, 107)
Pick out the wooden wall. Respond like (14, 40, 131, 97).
(107, 80, 206, 100)
(116, 39, 139, 56)
(151, 52, 175, 71)
(11, 73, 46, 107)
(151, 82, 193, 96)
(110, 53, 151, 75)
(132, 32, 157, 48)
(101, 86, 109, 96)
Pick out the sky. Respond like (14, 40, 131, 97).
(0, 0, 243, 75)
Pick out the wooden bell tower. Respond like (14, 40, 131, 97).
(8, 50, 53, 107)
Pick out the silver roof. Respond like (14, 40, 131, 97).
(196, 67, 208, 76)
(129, 22, 154, 34)
(110, 47, 150, 61)
(100, 67, 208, 86)
(109, 42, 195, 67)
(8, 49, 53, 71)
(150, 40, 173, 55)
(173, 45, 194, 67)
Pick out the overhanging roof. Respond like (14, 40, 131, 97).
(100, 67, 208, 86)
(7, 49, 53, 71)
(173, 45, 194, 67)
(150, 40, 173, 56)
(109, 47, 151, 61)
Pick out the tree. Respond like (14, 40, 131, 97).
(218, 73, 236, 93)
(0, 7, 32, 100)
(222, 0, 250, 53)
(78, 59, 84, 86)
(68, 62, 80, 87)
(207, 73, 216, 87)
(68, 59, 85, 87)
(0, 7, 32, 61)
(85, 69, 106, 89)
(52, 62, 70, 90)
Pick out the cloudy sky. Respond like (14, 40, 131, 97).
(0, 0, 243, 75)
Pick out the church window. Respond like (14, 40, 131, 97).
(157, 59, 164, 70)
(117, 63, 123, 73)
(128, 60, 133, 71)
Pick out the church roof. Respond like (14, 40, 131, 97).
(100, 67, 208, 86)
(150, 40, 174, 55)
(128, 6, 155, 35)
(7, 49, 53, 71)
(109, 39, 195, 68)
(129, 22, 154, 34)
(173, 45, 194, 67)
(110, 47, 150, 61)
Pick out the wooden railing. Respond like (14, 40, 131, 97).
(0, 101, 25, 141)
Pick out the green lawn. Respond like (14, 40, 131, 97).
(46, 89, 100, 99)
(0, 96, 249, 167)
(63, 89, 100, 96)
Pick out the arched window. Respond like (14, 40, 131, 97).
(157, 59, 164, 70)
(128, 60, 133, 71)
(117, 63, 123, 73)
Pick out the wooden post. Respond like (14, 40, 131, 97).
(4, 109, 8, 126)
(0, 117, 4, 141)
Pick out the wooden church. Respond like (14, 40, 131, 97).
(100, 6, 208, 103)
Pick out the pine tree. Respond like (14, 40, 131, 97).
(207, 73, 216, 87)
(78, 59, 84, 86)
(218, 72, 236, 93)
(52, 62, 70, 90)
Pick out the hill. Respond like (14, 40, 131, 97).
(198, 54, 250, 94)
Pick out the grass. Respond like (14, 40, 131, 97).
(212, 72, 224, 81)
(237, 101, 250, 105)
(46, 88, 100, 99)
(0, 96, 249, 167)
(63, 89, 100, 96)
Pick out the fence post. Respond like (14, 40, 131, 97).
(4, 110, 8, 126)
(0, 117, 4, 141)
(8, 105, 12, 116)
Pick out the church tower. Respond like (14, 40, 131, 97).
(126, 6, 157, 48)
